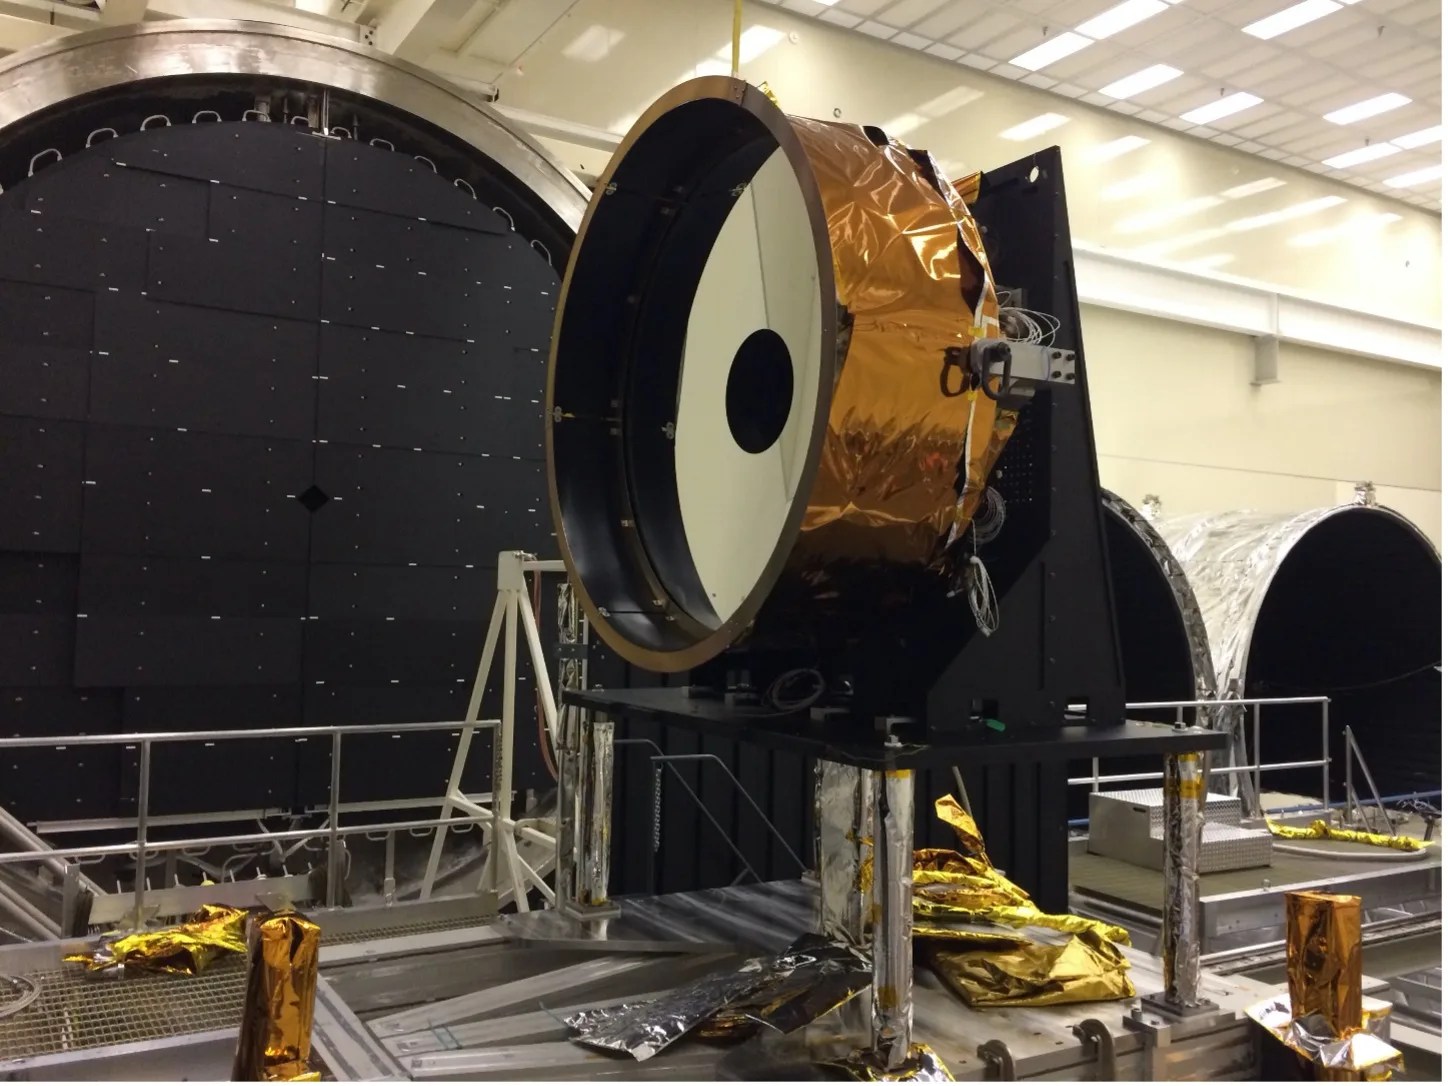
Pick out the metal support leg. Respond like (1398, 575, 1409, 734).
(1141, 748, 1216, 1018)
(816, 761, 875, 948)
(133, 739, 152, 927)
(556, 711, 619, 920)
(326, 731, 342, 908)
(873, 768, 915, 1067)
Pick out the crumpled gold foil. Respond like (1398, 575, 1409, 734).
(822, 1042, 955, 1082)
(951, 172, 982, 206)
(785, 116, 1005, 578)
(909, 795, 1134, 1008)
(63, 903, 248, 975)
(925, 928, 1136, 1007)
(1267, 819, 1428, 852)
(232, 909, 321, 1082)
(1286, 891, 1362, 1038)
(1246, 995, 1403, 1081)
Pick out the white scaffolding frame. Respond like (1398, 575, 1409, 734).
(420, 551, 565, 910)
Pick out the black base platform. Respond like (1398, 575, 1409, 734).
(565, 686, 1228, 771)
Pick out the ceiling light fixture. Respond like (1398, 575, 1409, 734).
(1324, 93, 1411, 125)
(1385, 164, 1443, 188)
(999, 112, 1070, 141)
(1221, 177, 1285, 199)
(1225, 195, 1346, 232)
(1392, 125, 1442, 149)
(1242, 0, 1341, 41)
(1322, 143, 1402, 169)
(1181, 92, 1263, 126)
(1008, 32, 1093, 71)
(1077, 0, 1168, 40)
(1091, 135, 1151, 161)
(1100, 64, 1182, 100)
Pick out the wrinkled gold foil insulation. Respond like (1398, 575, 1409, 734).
(1246, 994, 1403, 1081)
(785, 117, 1009, 577)
(1268, 819, 1428, 852)
(1286, 891, 1362, 1038)
(232, 909, 322, 1082)
(822, 1042, 955, 1082)
(64, 903, 248, 975)
(911, 796, 1134, 1007)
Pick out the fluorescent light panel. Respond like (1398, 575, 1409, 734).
(1092, 135, 1151, 161)
(1221, 177, 1285, 199)
(1243, 0, 1341, 41)
(1324, 93, 1411, 125)
(1077, 0, 1168, 39)
(1385, 164, 1443, 188)
(1100, 64, 1181, 100)
(1392, 125, 1442, 149)
(1225, 195, 1346, 232)
(1181, 92, 1263, 126)
(1009, 32, 1092, 71)
(1000, 113, 1070, 141)
(1322, 143, 1402, 169)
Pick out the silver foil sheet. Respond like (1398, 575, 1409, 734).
(874, 770, 915, 1067)
(566, 934, 868, 1060)
(1161, 751, 1203, 1007)
(819, 762, 877, 949)
(1246, 994, 1403, 1077)
(1101, 489, 1215, 723)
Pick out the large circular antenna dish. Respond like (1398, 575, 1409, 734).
(547, 78, 1006, 673)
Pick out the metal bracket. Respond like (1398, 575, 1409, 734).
(977, 1039, 1018, 1080)
(1138, 990, 1221, 1020)
(1071, 1017, 1117, 1079)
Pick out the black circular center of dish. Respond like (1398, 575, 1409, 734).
(724, 328, 793, 454)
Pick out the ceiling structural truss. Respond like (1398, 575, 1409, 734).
(766, 0, 1442, 212)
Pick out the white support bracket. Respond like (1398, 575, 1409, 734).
(420, 551, 564, 908)
(1252, 335, 1280, 386)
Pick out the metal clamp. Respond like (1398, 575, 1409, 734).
(1072, 1018, 1117, 1079)
(977, 1039, 1018, 1080)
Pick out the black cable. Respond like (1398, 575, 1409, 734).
(1258, 659, 1441, 695)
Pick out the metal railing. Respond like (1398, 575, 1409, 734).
(1070, 695, 1332, 815)
(0, 718, 501, 927)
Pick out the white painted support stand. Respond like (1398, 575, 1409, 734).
(420, 552, 563, 909)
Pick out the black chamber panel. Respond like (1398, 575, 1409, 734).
(1245, 512, 1442, 800)
(0, 121, 558, 819)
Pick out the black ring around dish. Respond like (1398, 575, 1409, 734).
(547, 77, 838, 673)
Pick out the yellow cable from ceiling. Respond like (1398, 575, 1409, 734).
(731, 0, 743, 77)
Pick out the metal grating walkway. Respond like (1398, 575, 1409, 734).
(0, 956, 247, 1062)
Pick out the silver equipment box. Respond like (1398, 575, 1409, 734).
(1088, 788, 1274, 873)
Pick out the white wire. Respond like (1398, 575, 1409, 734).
(966, 554, 999, 637)
(999, 305, 1060, 346)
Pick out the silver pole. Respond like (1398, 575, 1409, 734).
(1320, 700, 1331, 813)
(327, 731, 342, 907)
(583, 716, 615, 906)
(0, 804, 103, 895)
(1253, 702, 1262, 817)
(1160, 750, 1203, 1009)
(134, 739, 152, 927)
(874, 768, 915, 1067)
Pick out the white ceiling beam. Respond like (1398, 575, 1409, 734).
(457, 0, 577, 68)
(372, 0, 477, 63)
(0, 10, 74, 53)
(0, 0, 98, 31)
(145, 0, 364, 40)
(97, 0, 149, 25)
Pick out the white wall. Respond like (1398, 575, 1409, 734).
(492, 0, 1442, 541)
(1083, 307, 1442, 545)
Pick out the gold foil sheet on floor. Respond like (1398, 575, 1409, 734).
(910, 795, 1134, 1008)
(1268, 818, 1428, 852)
(822, 1042, 955, 1082)
(925, 929, 1135, 1008)
(64, 903, 248, 975)
(232, 909, 321, 1082)
(1247, 995, 1403, 1081)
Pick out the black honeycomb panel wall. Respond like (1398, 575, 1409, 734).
(0, 119, 561, 821)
